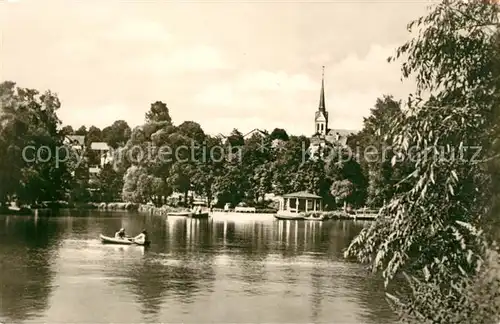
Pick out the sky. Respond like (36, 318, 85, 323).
(0, 0, 431, 137)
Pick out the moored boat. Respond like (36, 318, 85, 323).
(167, 211, 191, 217)
(189, 202, 210, 219)
(189, 211, 209, 219)
(274, 214, 305, 220)
(274, 210, 305, 220)
(99, 234, 150, 246)
(303, 214, 326, 221)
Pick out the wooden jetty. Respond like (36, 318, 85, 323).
(348, 208, 380, 220)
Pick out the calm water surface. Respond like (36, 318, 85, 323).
(0, 211, 395, 323)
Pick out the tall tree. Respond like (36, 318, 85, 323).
(272, 135, 310, 195)
(102, 120, 131, 149)
(226, 129, 245, 148)
(348, 95, 403, 207)
(191, 136, 224, 205)
(74, 126, 87, 136)
(122, 166, 150, 203)
(0, 81, 73, 205)
(85, 126, 103, 167)
(95, 163, 124, 203)
(176, 121, 205, 144)
(269, 128, 289, 141)
(145, 101, 172, 124)
(61, 125, 74, 136)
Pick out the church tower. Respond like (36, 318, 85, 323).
(314, 66, 328, 136)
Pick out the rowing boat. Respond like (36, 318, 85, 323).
(99, 234, 150, 246)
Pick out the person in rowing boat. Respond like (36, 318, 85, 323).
(133, 229, 148, 244)
(115, 228, 127, 240)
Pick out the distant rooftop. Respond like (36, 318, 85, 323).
(328, 128, 357, 136)
(65, 135, 85, 146)
(243, 128, 267, 139)
(90, 142, 110, 150)
(88, 167, 100, 174)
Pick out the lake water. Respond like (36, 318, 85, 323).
(0, 211, 395, 323)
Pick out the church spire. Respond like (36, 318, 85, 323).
(319, 66, 325, 112)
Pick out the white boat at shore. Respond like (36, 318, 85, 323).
(274, 210, 305, 221)
(303, 213, 326, 221)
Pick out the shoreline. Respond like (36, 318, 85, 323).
(0, 204, 379, 221)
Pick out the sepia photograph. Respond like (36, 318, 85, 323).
(1, 0, 500, 323)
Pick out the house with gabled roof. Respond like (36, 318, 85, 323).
(64, 135, 85, 150)
(243, 128, 267, 140)
(89, 141, 113, 169)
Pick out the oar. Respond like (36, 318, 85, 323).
(125, 236, 140, 244)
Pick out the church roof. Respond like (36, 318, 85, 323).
(310, 128, 356, 147)
(327, 129, 357, 137)
(318, 66, 326, 112)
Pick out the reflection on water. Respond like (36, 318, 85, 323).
(0, 212, 395, 323)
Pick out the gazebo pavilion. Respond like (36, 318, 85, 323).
(278, 191, 323, 214)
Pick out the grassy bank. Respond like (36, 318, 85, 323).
(138, 204, 189, 216)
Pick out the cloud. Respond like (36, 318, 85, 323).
(102, 20, 171, 43)
(54, 39, 95, 59)
(193, 43, 413, 136)
(195, 70, 316, 105)
(58, 103, 133, 129)
(46, 19, 172, 64)
(325, 89, 387, 130)
(0, 2, 425, 138)
(192, 71, 322, 135)
(237, 71, 317, 92)
(128, 45, 231, 74)
(329, 44, 405, 92)
(194, 84, 235, 107)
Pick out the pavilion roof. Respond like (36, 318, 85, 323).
(282, 191, 321, 199)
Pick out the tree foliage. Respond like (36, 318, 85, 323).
(269, 128, 289, 141)
(102, 120, 131, 149)
(0, 81, 73, 205)
(145, 101, 172, 124)
(345, 1, 500, 323)
(348, 95, 403, 207)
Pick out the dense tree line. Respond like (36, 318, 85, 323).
(0, 76, 407, 210)
(107, 102, 371, 209)
(1, 77, 407, 210)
